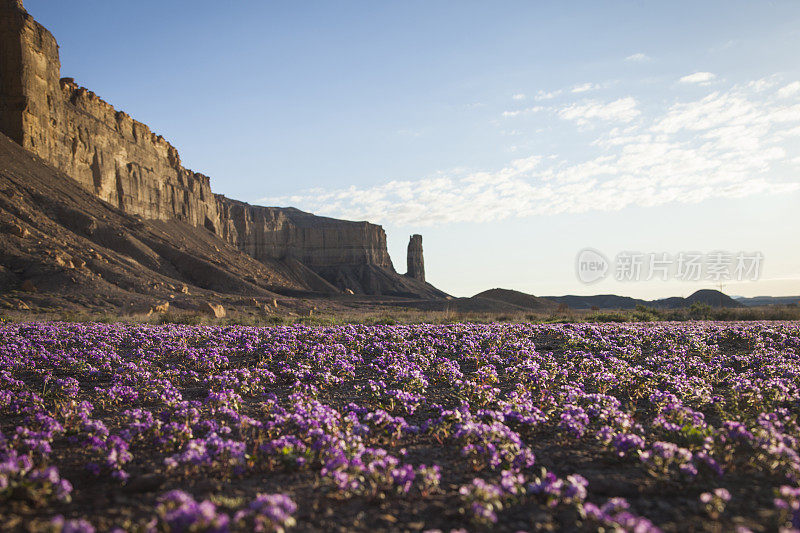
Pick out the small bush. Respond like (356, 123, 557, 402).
(158, 312, 204, 325)
(266, 315, 285, 326)
(688, 303, 713, 320)
(296, 315, 340, 326)
(223, 315, 260, 327)
(630, 305, 661, 322)
(588, 312, 627, 323)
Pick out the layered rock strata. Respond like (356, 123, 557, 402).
(0, 0, 436, 296)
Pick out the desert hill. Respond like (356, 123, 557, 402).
(473, 288, 558, 311)
(544, 289, 743, 310)
(544, 294, 645, 310)
(656, 289, 744, 309)
(735, 295, 800, 307)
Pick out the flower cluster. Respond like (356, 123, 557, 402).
(0, 450, 72, 505)
(154, 490, 231, 531)
(233, 493, 297, 533)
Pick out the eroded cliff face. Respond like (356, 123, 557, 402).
(218, 200, 394, 269)
(0, 0, 422, 295)
(0, 0, 31, 148)
(0, 1, 220, 229)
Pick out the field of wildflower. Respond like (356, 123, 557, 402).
(1, 321, 800, 532)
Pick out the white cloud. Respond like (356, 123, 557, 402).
(558, 97, 640, 125)
(625, 53, 651, 62)
(262, 79, 800, 227)
(748, 77, 779, 92)
(512, 93, 526, 100)
(572, 83, 598, 93)
(778, 82, 800, 98)
(501, 106, 543, 118)
(679, 72, 717, 85)
(535, 89, 562, 101)
(653, 91, 760, 134)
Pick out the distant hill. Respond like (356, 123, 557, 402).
(473, 288, 558, 311)
(542, 289, 743, 310)
(667, 289, 743, 309)
(395, 288, 560, 315)
(735, 295, 800, 307)
(400, 288, 788, 314)
(543, 294, 647, 310)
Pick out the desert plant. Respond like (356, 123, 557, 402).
(688, 303, 712, 320)
(157, 312, 204, 325)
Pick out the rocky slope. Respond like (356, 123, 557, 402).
(0, 0, 442, 298)
(0, 131, 297, 312)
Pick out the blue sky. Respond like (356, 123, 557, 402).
(25, 1, 800, 298)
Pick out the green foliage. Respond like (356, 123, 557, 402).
(630, 305, 660, 322)
(157, 312, 204, 325)
(688, 303, 713, 320)
(588, 312, 628, 323)
(296, 315, 341, 326)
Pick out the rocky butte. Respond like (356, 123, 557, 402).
(406, 234, 425, 283)
(0, 0, 445, 298)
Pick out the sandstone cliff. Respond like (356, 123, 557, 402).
(0, 3, 220, 228)
(406, 234, 425, 282)
(0, 0, 442, 297)
(218, 200, 394, 269)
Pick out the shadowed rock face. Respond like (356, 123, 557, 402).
(0, 1, 438, 296)
(406, 234, 425, 283)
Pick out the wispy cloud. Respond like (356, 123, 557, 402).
(679, 72, 717, 85)
(625, 53, 651, 62)
(558, 97, 640, 125)
(572, 82, 600, 93)
(748, 78, 780, 93)
(502, 106, 543, 118)
(535, 89, 562, 101)
(778, 82, 800, 98)
(512, 93, 526, 100)
(261, 79, 800, 227)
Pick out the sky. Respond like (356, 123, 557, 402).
(24, 0, 800, 299)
